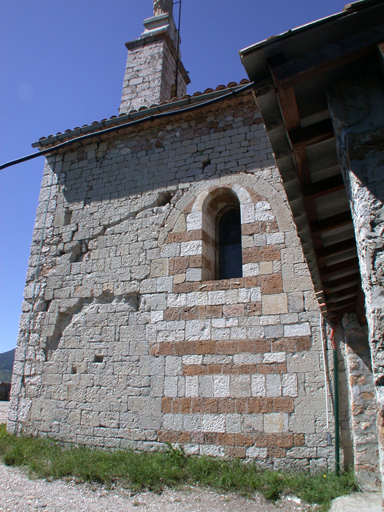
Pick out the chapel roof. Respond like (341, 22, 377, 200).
(33, 80, 252, 149)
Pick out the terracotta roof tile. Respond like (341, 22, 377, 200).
(35, 79, 251, 146)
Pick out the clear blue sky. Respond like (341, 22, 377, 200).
(0, 0, 347, 353)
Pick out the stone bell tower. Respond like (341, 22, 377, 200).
(119, 0, 190, 113)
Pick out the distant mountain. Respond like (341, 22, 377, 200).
(0, 349, 15, 382)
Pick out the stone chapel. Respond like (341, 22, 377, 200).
(8, 0, 381, 493)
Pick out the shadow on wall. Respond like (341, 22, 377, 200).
(51, 97, 264, 209)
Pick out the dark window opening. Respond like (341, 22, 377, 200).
(218, 208, 242, 280)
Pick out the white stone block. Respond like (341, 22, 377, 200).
(263, 352, 286, 363)
(246, 446, 268, 459)
(185, 376, 199, 397)
(254, 201, 275, 221)
(186, 211, 203, 231)
(202, 414, 226, 433)
(234, 353, 261, 365)
(160, 243, 180, 258)
(213, 375, 230, 397)
(282, 374, 298, 397)
(164, 376, 178, 397)
(252, 375, 266, 397)
(165, 356, 182, 376)
(264, 413, 288, 433)
(284, 322, 311, 337)
(240, 203, 255, 224)
(243, 263, 260, 277)
(167, 293, 187, 307)
(183, 355, 203, 365)
(186, 292, 207, 307)
(180, 240, 202, 256)
(183, 414, 201, 432)
(225, 414, 242, 433)
(186, 268, 202, 282)
(151, 311, 163, 323)
(266, 374, 282, 397)
(262, 294, 288, 315)
(200, 445, 225, 457)
(243, 414, 263, 433)
(250, 287, 262, 302)
(185, 320, 211, 341)
(163, 414, 183, 431)
(156, 277, 173, 293)
(207, 290, 226, 305)
(266, 232, 284, 245)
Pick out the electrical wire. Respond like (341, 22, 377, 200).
(0, 81, 254, 172)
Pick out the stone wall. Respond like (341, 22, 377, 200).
(9, 91, 334, 470)
(329, 68, 384, 491)
(342, 314, 380, 490)
(120, 38, 188, 114)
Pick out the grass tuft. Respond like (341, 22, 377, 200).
(0, 424, 358, 511)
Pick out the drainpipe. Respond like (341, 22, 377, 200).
(330, 326, 340, 475)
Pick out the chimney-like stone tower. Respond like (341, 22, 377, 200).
(119, 0, 190, 113)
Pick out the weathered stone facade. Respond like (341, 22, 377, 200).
(12, 0, 382, 480)
(9, 87, 337, 469)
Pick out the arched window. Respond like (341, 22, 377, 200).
(200, 187, 243, 281)
(217, 207, 242, 279)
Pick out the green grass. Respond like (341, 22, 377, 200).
(0, 423, 358, 511)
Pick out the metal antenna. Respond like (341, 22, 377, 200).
(174, 0, 182, 97)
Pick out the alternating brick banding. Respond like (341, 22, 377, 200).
(151, 337, 311, 356)
(161, 397, 294, 414)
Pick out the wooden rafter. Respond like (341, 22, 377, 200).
(302, 174, 345, 199)
(310, 211, 352, 233)
(270, 25, 383, 88)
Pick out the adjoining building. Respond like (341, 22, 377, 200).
(240, 0, 384, 495)
(8, 0, 381, 494)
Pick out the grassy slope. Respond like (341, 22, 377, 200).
(0, 425, 358, 512)
(0, 349, 15, 382)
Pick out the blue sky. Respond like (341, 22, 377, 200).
(0, 0, 347, 353)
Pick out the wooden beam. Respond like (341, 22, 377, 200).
(289, 118, 334, 151)
(323, 273, 360, 292)
(294, 148, 312, 185)
(302, 174, 345, 199)
(315, 237, 356, 258)
(274, 84, 301, 132)
(326, 285, 358, 302)
(320, 257, 359, 280)
(328, 304, 356, 320)
(327, 283, 359, 302)
(310, 210, 352, 233)
(270, 25, 383, 88)
(327, 298, 357, 312)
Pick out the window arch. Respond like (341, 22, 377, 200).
(200, 187, 243, 281)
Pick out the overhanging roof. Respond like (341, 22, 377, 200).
(240, 0, 384, 323)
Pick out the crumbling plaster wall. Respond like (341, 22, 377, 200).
(329, 69, 384, 491)
(9, 93, 335, 470)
